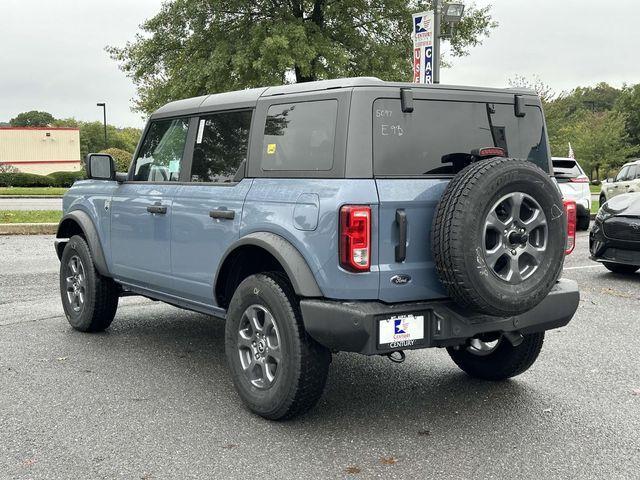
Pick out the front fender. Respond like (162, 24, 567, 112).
(55, 210, 110, 277)
(216, 232, 323, 298)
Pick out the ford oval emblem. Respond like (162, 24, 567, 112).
(390, 274, 412, 285)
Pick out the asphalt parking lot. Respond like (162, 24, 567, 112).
(0, 232, 638, 479)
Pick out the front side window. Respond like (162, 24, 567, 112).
(262, 100, 337, 171)
(615, 166, 629, 182)
(626, 165, 637, 180)
(191, 110, 252, 182)
(133, 118, 189, 182)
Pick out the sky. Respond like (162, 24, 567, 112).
(1, 0, 639, 128)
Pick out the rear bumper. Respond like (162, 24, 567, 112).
(299, 279, 579, 355)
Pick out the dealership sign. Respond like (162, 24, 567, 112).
(412, 11, 434, 84)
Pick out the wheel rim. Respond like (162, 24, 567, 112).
(65, 255, 86, 312)
(483, 192, 548, 284)
(467, 337, 501, 356)
(237, 305, 282, 390)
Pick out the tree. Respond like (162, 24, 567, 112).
(614, 84, 640, 155)
(108, 0, 497, 113)
(10, 110, 55, 127)
(508, 75, 556, 104)
(555, 110, 633, 180)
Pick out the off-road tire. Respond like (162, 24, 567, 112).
(59, 235, 119, 332)
(432, 157, 566, 317)
(225, 272, 330, 420)
(577, 214, 590, 231)
(603, 262, 639, 274)
(447, 332, 545, 380)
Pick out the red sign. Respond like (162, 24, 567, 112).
(413, 48, 421, 83)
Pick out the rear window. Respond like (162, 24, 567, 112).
(262, 100, 337, 171)
(552, 159, 581, 178)
(373, 99, 550, 176)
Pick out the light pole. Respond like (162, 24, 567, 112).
(96, 102, 107, 149)
(432, 1, 465, 84)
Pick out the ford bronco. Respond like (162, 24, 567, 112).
(55, 78, 580, 420)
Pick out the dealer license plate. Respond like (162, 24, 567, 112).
(378, 314, 425, 348)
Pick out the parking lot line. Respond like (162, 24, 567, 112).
(564, 264, 601, 270)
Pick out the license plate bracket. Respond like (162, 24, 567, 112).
(377, 314, 426, 349)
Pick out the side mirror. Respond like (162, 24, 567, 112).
(85, 153, 115, 180)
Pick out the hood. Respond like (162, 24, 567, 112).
(602, 192, 640, 217)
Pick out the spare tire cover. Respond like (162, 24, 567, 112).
(431, 157, 566, 317)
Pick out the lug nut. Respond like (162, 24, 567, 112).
(511, 249, 517, 255)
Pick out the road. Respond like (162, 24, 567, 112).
(0, 232, 638, 479)
(0, 197, 62, 211)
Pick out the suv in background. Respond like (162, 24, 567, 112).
(55, 78, 579, 420)
(552, 157, 591, 230)
(600, 159, 640, 205)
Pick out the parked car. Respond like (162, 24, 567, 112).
(590, 192, 640, 274)
(54, 78, 580, 420)
(552, 157, 591, 230)
(600, 159, 640, 206)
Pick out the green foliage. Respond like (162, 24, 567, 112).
(108, 0, 497, 114)
(0, 171, 84, 188)
(614, 84, 640, 153)
(99, 148, 133, 172)
(47, 170, 85, 187)
(10, 110, 55, 127)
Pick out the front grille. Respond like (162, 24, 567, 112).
(602, 248, 640, 264)
(603, 217, 640, 242)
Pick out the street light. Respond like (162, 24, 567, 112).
(443, 3, 465, 23)
(96, 102, 107, 150)
(433, 1, 466, 84)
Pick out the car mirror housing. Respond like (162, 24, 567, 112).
(85, 153, 115, 181)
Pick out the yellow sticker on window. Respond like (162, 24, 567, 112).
(267, 143, 277, 155)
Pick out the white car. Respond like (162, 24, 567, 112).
(600, 159, 640, 204)
(552, 157, 591, 230)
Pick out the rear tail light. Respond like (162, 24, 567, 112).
(570, 176, 589, 183)
(339, 205, 371, 272)
(564, 200, 577, 254)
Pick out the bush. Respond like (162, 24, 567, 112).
(0, 170, 84, 188)
(47, 170, 85, 187)
(0, 172, 51, 187)
(99, 148, 133, 173)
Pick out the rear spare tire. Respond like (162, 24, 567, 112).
(432, 158, 566, 317)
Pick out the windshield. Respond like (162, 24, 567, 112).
(373, 98, 550, 176)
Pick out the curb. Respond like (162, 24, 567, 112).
(0, 195, 63, 199)
(0, 223, 57, 235)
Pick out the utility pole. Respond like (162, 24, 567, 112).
(433, 0, 441, 84)
(96, 102, 107, 149)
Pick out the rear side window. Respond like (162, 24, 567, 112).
(626, 165, 638, 180)
(133, 118, 189, 182)
(373, 99, 550, 176)
(191, 110, 252, 182)
(262, 100, 337, 171)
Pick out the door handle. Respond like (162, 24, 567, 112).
(209, 208, 235, 220)
(147, 204, 167, 214)
(395, 209, 407, 263)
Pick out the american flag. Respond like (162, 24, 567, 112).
(568, 142, 575, 159)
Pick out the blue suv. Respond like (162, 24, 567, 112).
(55, 78, 579, 419)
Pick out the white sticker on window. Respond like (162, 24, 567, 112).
(168, 160, 180, 173)
(196, 119, 205, 144)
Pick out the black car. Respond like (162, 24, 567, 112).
(590, 192, 640, 274)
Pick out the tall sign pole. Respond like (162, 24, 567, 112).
(432, 0, 441, 84)
(412, 10, 435, 84)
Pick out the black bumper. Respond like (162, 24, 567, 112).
(299, 279, 579, 355)
(589, 217, 640, 265)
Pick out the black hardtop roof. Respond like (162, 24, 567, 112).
(151, 77, 537, 119)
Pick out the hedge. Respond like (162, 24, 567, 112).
(0, 170, 85, 188)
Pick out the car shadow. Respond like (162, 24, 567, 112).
(69, 304, 551, 432)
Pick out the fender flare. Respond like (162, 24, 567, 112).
(215, 232, 323, 298)
(56, 210, 110, 277)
